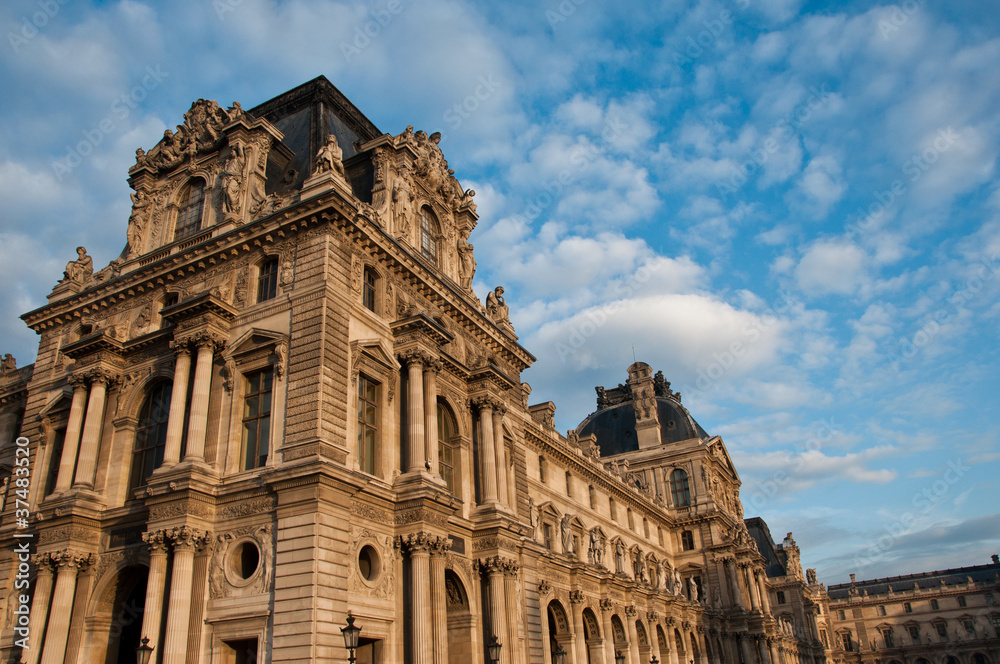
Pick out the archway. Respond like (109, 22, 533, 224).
(93, 565, 149, 664)
(690, 632, 700, 664)
(445, 570, 474, 664)
(611, 615, 629, 661)
(547, 600, 572, 662)
(581, 608, 602, 664)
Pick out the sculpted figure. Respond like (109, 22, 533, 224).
(457, 229, 476, 291)
(673, 568, 683, 596)
(485, 286, 510, 324)
(222, 143, 246, 215)
(156, 129, 182, 168)
(688, 577, 699, 602)
(806, 568, 817, 585)
(316, 133, 345, 177)
(392, 165, 414, 237)
(62, 246, 93, 284)
(560, 514, 573, 554)
(127, 189, 151, 256)
(614, 539, 627, 574)
(0, 354, 15, 374)
(589, 529, 604, 566)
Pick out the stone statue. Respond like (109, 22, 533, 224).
(652, 559, 660, 588)
(62, 246, 93, 284)
(485, 286, 510, 324)
(560, 514, 573, 554)
(688, 577, 699, 602)
(457, 229, 476, 291)
(673, 568, 682, 596)
(528, 497, 537, 530)
(0, 354, 16, 374)
(806, 568, 817, 585)
(392, 165, 414, 237)
(222, 142, 246, 215)
(155, 128, 182, 169)
(660, 561, 671, 592)
(615, 539, 627, 574)
(316, 133, 345, 177)
(126, 189, 151, 256)
(589, 529, 604, 567)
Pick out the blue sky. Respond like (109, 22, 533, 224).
(1, 0, 998, 584)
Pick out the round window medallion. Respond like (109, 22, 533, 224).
(358, 544, 381, 584)
(226, 539, 262, 586)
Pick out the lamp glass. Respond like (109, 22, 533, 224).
(341, 613, 362, 651)
(135, 637, 154, 664)
(615, 649, 626, 664)
(552, 642, 567, 664)
(487, 635, 503, 664)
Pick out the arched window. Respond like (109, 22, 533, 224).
(670, 468, 691, 506)
(174, 179, 206, 241)
(437, 403, 457, 492)
(257, 258, 279, 303)
(130, 382, 172, 490)
(363, 266, 378, 312)
(681, 530, 694, 550)
(419, 208, 439, 263)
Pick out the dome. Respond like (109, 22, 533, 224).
(574, 363, 709, 456)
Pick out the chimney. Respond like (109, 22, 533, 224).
(992, 554, 999, 565)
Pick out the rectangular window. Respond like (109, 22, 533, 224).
(44, 429, 66, 496)
(908, 625, 920, 642)
(258, 258, 278, 303)
(776, 591, 786, 605)
(964, 619, 976, 637)
(588, 485, 596, 509)
(877, 605, 886, 616)
(931, 599, 939, 610)
(904, 602, 912, 613)
(174, 180, 205, 241)
(852, 608, 863, 619)
(882, 628, 894, 648)
(241, 369, 273, 470)
(363, 267, 377, 311)
(357, 375, 379, 475)
(935, 622, 948, 640)
(681, 530, 694, 551)
(543, 523, 552, 550)
(838, 610, 846, 620)
(841, 632, 853, 652)
(958, 596, 967, 607)
(820, 630, 828, 647)
(565, 471, 572, 498)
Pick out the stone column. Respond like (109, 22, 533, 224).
(40, 551, 92, 664)
(474, 398, 499, 504)
(162, 342, 192, 466)
(757, 637, 770, 664)
(140, 531, 170, 658)
(73, 372, 112, 489)
(649, 615, 663, 664)
(756, 571, 771, 613)
(570, 592, 586, 664)
(541, 592, 553, 664)
(54, 377, 88, 493)
(162, 527, 208, 664)
(768, 640, 779, 664)
(24, 555, 54, 664)
(183, 336, 220, 463)
(429, 537, 451, 664)
(715, 560, 730, 609)
(625, 608, 640, 664)
(492, 404, 509, 508)
(423, 360, 441, 477)
(599, 601, 616, 664)
(743, 565, 760, 611)
(482, 557, 510, 664)
(728, 561, 745, 609)
(504, 561, 522, 664)
(739, 636, 754, 664)
(403, 352, 426, 473)
(665, 624, 679, 664)
(411, 535, 433, 664)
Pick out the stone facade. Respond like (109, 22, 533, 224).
(823, 558, 1000, 664)
(0, 75, 980, 664)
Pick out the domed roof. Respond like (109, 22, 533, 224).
(575, 363, 709, 456)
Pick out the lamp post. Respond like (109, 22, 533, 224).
(650, 657, 659, 664)
(135, 637, 154, 664)
(341, 612, 362, 664)
(552, 641, 567, 664)
(487, 635, 502, 664)
(614, 649, 625, 664)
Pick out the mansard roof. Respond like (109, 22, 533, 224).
(827, 558, 1000, 599)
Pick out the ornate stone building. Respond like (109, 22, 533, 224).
(0, 76, 835, 664)
(823, 558, 1000, 664)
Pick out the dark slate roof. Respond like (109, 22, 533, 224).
(576, 397, 709, 457)
(745, 517, 788, 578)
(827, 560, 1000, 599)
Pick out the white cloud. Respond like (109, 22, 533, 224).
(794, 239, 867, 296)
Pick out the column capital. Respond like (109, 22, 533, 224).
(167, 525, 212, 551)
(67, 373, 91, 389)
(142, 529, 171, 553)
(44, 549, 96, 573)
(175, 331, 226, 352)
(398, 348, 433, 368)
(168, 338, 193, 355)
(32, 554, 55, 576)
(430, 536, 452, 557)
(569, 589, 585, 604)
(476, 555, 516, 577)
(646, 610, 658, 622)
(470, 395, 505, 413)
(599, 598, 614, 612)
(624, 605, 638, 618)
(396, 531, 447, 555)
(539, 580, 553, 596)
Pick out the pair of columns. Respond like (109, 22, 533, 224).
(471, 396, 509, 509)
(479, 556, 520, 664)
(26, 550, 96, 664)
(53, 369, 119, 493)
(163, 335, 224, 467)
(140, 527, 212, 664)
(397, 533, 451, 664)
(399, 351, 444, 478)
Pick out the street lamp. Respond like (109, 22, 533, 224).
(341, 612, 362, 664)
(487, 635, 503, 664)
(614, 650, 625, 664)
(135, 637, 154, 664)
(552, 642, 567, 664)
(650, 657, 659, 664)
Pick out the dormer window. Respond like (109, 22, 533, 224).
(419, 208, 438, 263)
(174, 179, 206, 241)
